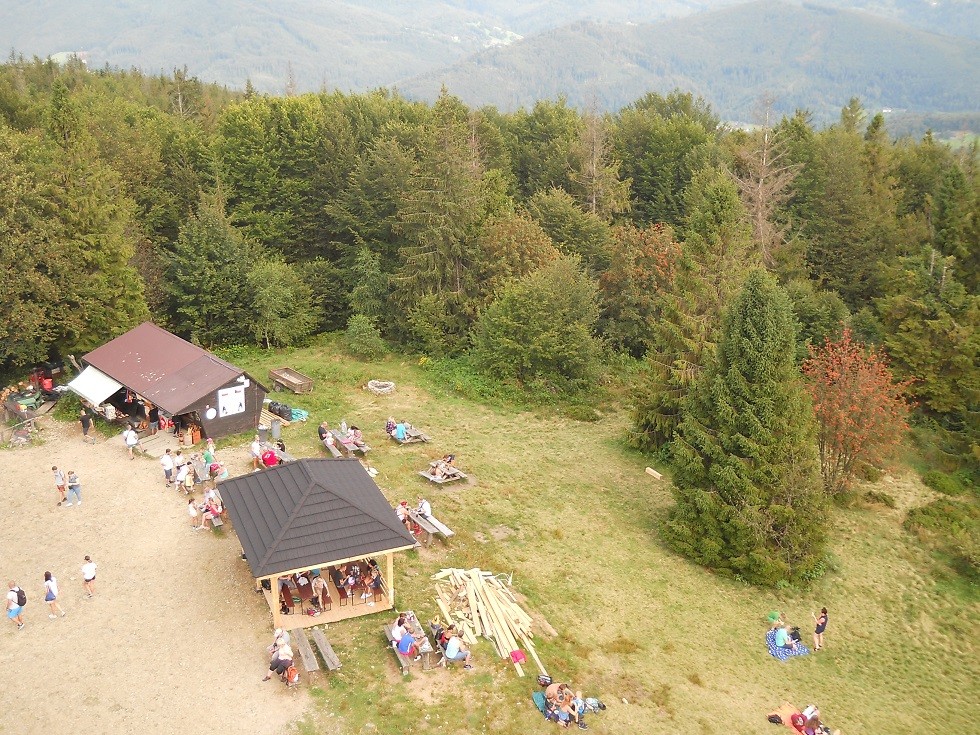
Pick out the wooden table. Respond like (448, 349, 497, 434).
(330, 430, 370, 456)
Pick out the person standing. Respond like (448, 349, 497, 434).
(250, 436, 262, 471)
(160, 449, 175, 488)
(6, 581, 25, 629)
(123, 424, 140, 459)
(65, 470, 81, 506)
(79, 408, 95, 443)
(81, 555, 97, 598)
(52, 466, 67, 506)
(812, 607, 828, 650)
(43, 572, 65, 618)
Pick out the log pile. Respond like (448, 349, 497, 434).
(431, 568, 547, 679)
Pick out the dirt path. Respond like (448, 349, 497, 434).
(0, 419, 308, 734)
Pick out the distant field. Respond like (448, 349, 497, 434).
(221, 339, 978, 735)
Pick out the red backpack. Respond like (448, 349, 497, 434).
(284, 666, 300, 685)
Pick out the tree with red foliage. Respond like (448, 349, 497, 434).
(802, 329, 911, 495)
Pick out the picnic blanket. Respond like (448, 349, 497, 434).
(290, 408, 309, 422)
(766, 629, 810, 661)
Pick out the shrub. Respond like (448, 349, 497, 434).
(343, 315, 387, 360)
(922, 470, 966, 496)
(473, 256, 601, 392)
(905, 498, 980, 581)
(863, 490, 896, 508)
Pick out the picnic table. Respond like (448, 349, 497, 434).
(419, 460, 467, 484)
(383, 610, 435, 674)
(389, 425, 430, 444)
(330, 430, 371, 456)
(407, 508, 455, 546)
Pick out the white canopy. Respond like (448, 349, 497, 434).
(67, 366, 123, 407)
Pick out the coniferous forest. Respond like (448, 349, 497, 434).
(1, 60, 976, 584)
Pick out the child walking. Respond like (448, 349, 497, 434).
(188, 498, 199, 528)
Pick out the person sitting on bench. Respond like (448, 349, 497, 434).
(385, 417, 396, 436)
(443, 631, 473, 669)
(311, 573, 328, 610)
(396, 628, 424, 661)
(395, 421, 407, 441)
(416, 496, 432, 519)
(349, 426, 366, 447)
(263, 641, 293, 681)
(395, 501, 411, 530)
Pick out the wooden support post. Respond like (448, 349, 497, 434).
(270, 578, 282, 631)
(386, 553, 395, 606)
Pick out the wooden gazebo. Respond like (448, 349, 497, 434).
(220, 458, 418, 631)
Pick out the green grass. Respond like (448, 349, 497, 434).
(224, 340, 978, 735)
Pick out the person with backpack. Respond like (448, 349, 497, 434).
(6, 581, 26, 629)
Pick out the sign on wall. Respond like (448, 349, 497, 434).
(217, 385, 246, 417)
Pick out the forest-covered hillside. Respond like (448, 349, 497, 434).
(0, 61, 976, 580)
(401, 0, 980, 124)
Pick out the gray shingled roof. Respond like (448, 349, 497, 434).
(221, 458, 417, 578)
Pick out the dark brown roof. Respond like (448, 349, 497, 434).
(82, 322, 251, 414)
(220, 459, 417, 578)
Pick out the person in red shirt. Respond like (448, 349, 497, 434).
(261, 448, 279, 468)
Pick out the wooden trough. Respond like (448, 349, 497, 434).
(268, 367, 314, 394)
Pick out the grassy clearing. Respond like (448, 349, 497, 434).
(223, 341, 978, 735)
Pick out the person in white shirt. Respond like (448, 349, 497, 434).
(250, 436, 263, 470)
(43, 572, 65, 618)
(390, 614, 406, 643)
(444, 633, 473, 669)
(123, 425, 140, 459)
(6, 581, 25, 629)
(264, 642, 293, 681)
(81, 556, 97, 597)
(160, 449, 175, 487)
(416, 496, 432, 518)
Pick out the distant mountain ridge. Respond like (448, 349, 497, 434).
(398, 1, 980, 123)
(0, 0, 976, 125)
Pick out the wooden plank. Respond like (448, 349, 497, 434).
(260, 408, 291, 428)
(292, 628, 321, 679)
(310, 628, 342, 671)
(645, 466, 663, 480)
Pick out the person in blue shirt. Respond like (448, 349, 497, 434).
(397, 628, 422, 660)
(394, 422, 407, 442)
(443, 632, 473, 669)
(774, 623, 797, 650)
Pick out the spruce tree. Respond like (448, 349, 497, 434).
(631, 167, 755, 450)
(663, 269, 826, 585)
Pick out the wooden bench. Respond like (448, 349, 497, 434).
(310, 628, 342, 671)
(209, 513, 224, 529)
(407, 509, 455, 546)
(292, 628, 320, 682)
(323, 441, 343, 459)
(383, 623, 415, 675)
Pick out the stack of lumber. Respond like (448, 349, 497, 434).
(431, 567, 547, 679)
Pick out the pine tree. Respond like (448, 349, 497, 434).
(165, 195, 257, 347)
(631, 167, 756, 450)
(663, 270, 826, 585)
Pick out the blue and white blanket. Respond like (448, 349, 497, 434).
(766, 629, 810, 661)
